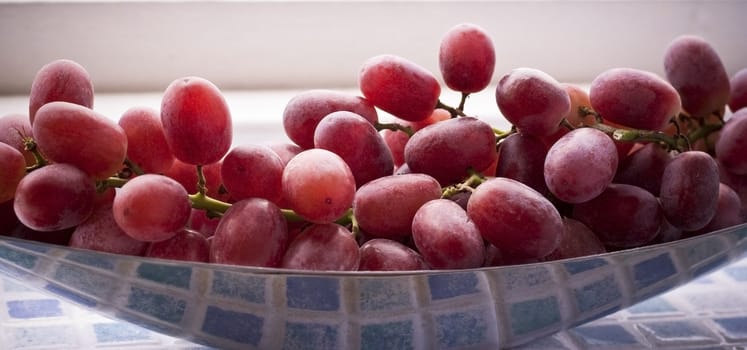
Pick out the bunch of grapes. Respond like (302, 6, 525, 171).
(2, 24, 746, 272)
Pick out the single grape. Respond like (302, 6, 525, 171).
(314, 111, 394, 187)
(119, 106, 175, 174)
(686, 183, 744, 236)
(0, 113, 35, 166)
(411, 199, 485, 269)
(14, 163, 95, 231)
(210, 198, 288, 267)
(161, 76, 232, 165)
(112, 174, 191, 242)
(439, 23, 495, 93)
(467, 177, 562, 260)
(281, 149, 355, 223)
(0, 143, 26, 203)
(28, 59, 93, 124)
(663, 35, 730, 118)
(572, 183, 662, 248)
(359, 54, 441, 122)
(495, 133, 550, 197)
(221, 144, 285, 204)
(729, 68, 747, 113)
(495, 67, 570, 136)
(544, 127, 618, 204)
(544, 218, 606, 261)
(69, 205, 149, 256)
(614, 142, 672, 196)
(353, 173, 442, 241)
(33, 101, 128, 180)
(589, 67, 681, 131)
(715, 108, 747, 175)
(281, 223, 359, 271)
(145, 228, 210, 263)
(404, 116, 496, 185)
(282, 89, 378, 149)
(659, 151, 720, 231)
(358, 238, 429, 271)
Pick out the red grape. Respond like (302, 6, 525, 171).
(544, 218, 606, 261)
(590, 67, 681, 131)
(112, 174, 191, 242)
(0, 143, 26, 203)
(0, 113, 35, 166)
(266, 142, 304, 165)
(69, 205, 148, 256)
(663, 35, 730, 118)
(495, 133, 550, 196)
(33, 101, 128, 180)
(572, 183, 662, 248)
(282, 90, 378, 149)
(659, 151, 720, 231)
(439, 23, 495, 93)
(614, 142, 672, 196)
(542, 83, 593, 145)
(28, 59, 93, 124)
(281, 223, 359, 271)
(544, 127, 618, 204)
(281, 149, 355, 223)
(14, 163, 95, 231)
(404, 116, 496, 185)
(161, 76, 232, 165)
(353, 173, 442, 241)
(715, 108, 747, 175)
(495, 67, 570, 136)
(467, 177, 562, 260)
(210, 198, 288, 267)
(119, 106, 175, 174)
(729, 68, 747, 113)
(186, 208, 220, 237)
(146, 228, 210, 263)
(411, 199, 485, 269)
(221, 144, 285, 204)
(358, 238, 428, 271)
(380, 129, 409, 169)
(687, 183, 744, 236)
(359, 54, 441, 122)
(314, 111, 394, 187)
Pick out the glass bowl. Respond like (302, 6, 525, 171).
(0, 224, 746, 350)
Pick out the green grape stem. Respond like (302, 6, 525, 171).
(441, 169, 486, 198)
(436, 100, 467, 118)
(124, 158, 145, 176)
(375, 122, 415, 137)
(22, 137, 48, 172)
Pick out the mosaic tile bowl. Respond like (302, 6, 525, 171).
(0, 224, 746, 350)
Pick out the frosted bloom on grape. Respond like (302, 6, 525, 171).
(495, 68, 570, 136)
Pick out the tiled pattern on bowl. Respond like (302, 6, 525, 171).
(0, 224, 745, 349)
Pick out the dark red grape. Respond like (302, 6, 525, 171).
(729, 68, 747, 113)
(614, 142, 672, 196)
(544, 218, 606, 261)
(659, 151, 720, 231)
(358, 238, 428, 271)
(716, 108, 747, 175)
(495, 132, 549, 196)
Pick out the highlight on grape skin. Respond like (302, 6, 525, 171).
(0, 25, 745, 275)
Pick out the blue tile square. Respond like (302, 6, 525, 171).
(564, 258, 609, 275)
(714, 316, 747, 340)
(572, 324, 639, 346)
(54, 263, 117, 299)
(633, 253, 677, 290)
(0, 245, 38, 269)
(64, 251, 115, 270)
(286, 276, 340, 311)
(509, 296, 560, 335)
(7, 299, 63, 319)
(211, 271, 265, 304)
(126, 286, 186, 324)
(502, 265, 553, 291)
(573, 274, 622, 313)
(9, 325, 74, 347)
(201, 305, 263, 345)
(428, 272, 480, 300)
(358, 278, 413, 312)
(360, 320, 414, 350)
(136, 263, 192, 289)
(435, 309, 491, 348)
(638, 321, 718, 344)
(283, 322, 338, 350)
(44, 284, 97, 307)
(93, 322, 152, 343)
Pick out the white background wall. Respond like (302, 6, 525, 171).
(1, 0, 746, 95)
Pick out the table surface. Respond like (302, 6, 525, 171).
(1, 90, 746, 349)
